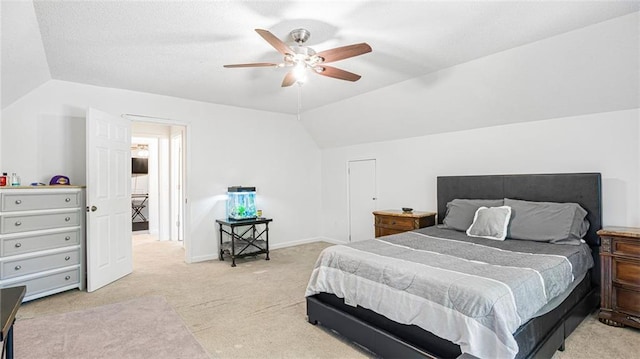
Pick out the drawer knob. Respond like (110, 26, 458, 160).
(65, 236, 71, 241)
(65, 275, 71, 280)
(392, 221, 396, 225)
(15, 265, 21, 271)
(15, 199, 22, 205)
(65, 256, 71, 261)
(65, 217, 71, 222)
(14, 243, 22, 248)
(14, 221, 21, 226)
(65, 197, 71, 202)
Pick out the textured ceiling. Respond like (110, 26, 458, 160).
(2, 1, 639, 114)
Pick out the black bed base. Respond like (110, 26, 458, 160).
(307, 275, 599, 359)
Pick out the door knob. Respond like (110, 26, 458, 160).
(91, 206, 97, 212)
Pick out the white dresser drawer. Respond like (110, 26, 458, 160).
(2, 191, 80, 212)
(2, 229, 80, 256)
(3, 268, 79, 300)
(0, 210, 80, 234)
(2, 248, 80, 279)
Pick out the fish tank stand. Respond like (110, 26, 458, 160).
(216, 217, 273, 267)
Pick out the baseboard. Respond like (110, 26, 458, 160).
(190, 253, 219, 263)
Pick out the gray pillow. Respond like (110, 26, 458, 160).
(504, 198, 589, 244)
(466, 206, 512, 240)
(443, 199, 505, 232)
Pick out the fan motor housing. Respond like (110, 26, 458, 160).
(290, 28, 311, 44)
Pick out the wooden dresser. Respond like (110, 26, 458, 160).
(0, 187, 85, 301)
(597, 226, 640, 328)
(373, 210, 436, 238)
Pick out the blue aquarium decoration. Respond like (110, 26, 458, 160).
(226, 186, 257, 220)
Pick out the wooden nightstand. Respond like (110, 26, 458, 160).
(597, 226, 640, 328)
(373, 210, 436, 238)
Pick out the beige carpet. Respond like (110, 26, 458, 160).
(14, 295, 209, 359)
(15, 234, 640, 358)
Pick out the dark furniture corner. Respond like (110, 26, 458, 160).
(373, 210, 436, 237)
(597, 226, 640, 328)
(216, 217, 272, 267)
(1, 285, 26, 359)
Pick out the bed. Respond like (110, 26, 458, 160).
(306, 173, 602, 358)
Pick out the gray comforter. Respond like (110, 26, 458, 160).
(305, 226, 593, 359)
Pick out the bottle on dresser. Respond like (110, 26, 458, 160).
(10, 172, 20, 186)
(0, 172, 6, 186)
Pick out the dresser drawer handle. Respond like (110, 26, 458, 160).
(392, 221, 396, 225)
(65, 217, 71, 222)
(15, 199, 22, 205)
(14, 243, 22, 248)
(15, 265, 21, 271)
(65, 236, 71, 241)
(65, 275, 71, 280)
(65, 197, 71, 202)
(14, 221, 21, 226)
(65, 256, 71, 261)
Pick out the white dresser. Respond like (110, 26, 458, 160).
(0, 187, 85, 301)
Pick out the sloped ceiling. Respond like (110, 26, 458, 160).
(2, 1, 638, 116)
(1, 0, 51, 107)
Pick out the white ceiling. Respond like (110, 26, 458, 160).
(1, 1, 639, 115)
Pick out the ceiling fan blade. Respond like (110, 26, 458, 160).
(255, 29, 294, 55)
(315, 65, 362, 82)
(223, 62, 280, 68)
(281, 71, 296, 87)
(315, 43, 372, 63)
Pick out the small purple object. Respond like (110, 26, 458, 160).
(49, 175, 70, 185)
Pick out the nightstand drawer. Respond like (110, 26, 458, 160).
(613, 258, 640, 288)
(376, 216, 415, 230)
(2, 192, 80, 212)
(614, 286, 640, 316)
(611, 239, 640, 258)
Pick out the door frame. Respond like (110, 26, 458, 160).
(124, 114, 193, 263)
(346, 158, 377, 242)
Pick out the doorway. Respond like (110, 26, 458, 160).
(129, 119, 186, 248)
(347, 159, 377, 242)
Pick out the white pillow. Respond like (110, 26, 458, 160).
(466, 206, 512, 241)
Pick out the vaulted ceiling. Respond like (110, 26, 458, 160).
(2, 1, 639, 116)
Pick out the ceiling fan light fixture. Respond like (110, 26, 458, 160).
(223, 28, 371, 87)
(293, 62, 308, 84)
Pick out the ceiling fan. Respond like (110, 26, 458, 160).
(223, 28, 372, 87)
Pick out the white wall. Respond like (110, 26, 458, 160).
(1, 80, 322, 261)
(321, 109, 640, 243)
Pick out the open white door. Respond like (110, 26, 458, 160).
(86, 107, 133, 292)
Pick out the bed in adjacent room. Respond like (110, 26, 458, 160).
(306, 173, 602, 359)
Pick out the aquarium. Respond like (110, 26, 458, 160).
(226, 186, 257, 220)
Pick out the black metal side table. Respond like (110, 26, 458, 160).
(216, 217, 272, 267)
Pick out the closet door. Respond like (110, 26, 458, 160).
(348, 159, 376, 242)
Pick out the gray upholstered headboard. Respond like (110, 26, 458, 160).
(436, 173, 602, 247)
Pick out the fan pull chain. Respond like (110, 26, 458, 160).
(297, 84, 302, 121)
